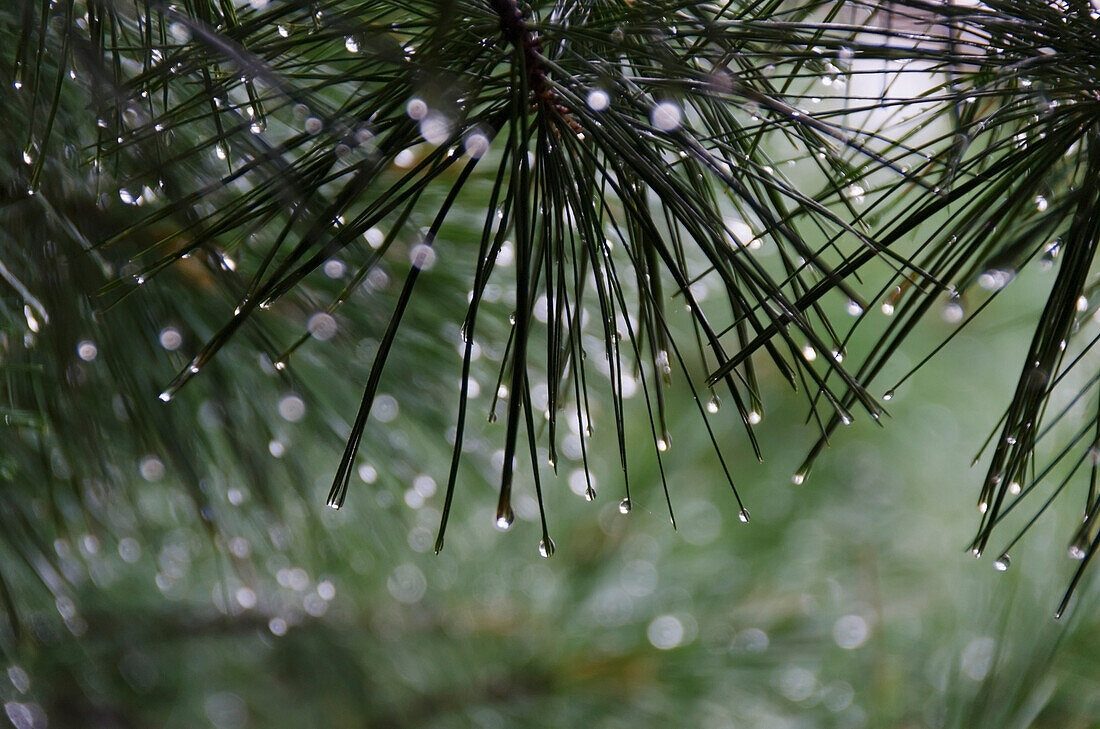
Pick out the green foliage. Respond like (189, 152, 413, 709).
(3, 0, 1100, 724)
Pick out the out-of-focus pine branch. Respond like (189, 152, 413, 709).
(3, 0, 1100, 631)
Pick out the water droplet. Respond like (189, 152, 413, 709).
(587, 89, 610, 111)
(538, 538, 555, 558)
(1040, 241, 1061, 269)
(419, 112, 452, 146)
(584, 486, 596, 502)
(406, 98, 428, 120)
(738, 508, 751, 523)
(22, 150, 33, 165)
(158, 327, 182, 351)
(978, 269, 1014, 291)
(585, 424, 594, 437)
(881, 302, 895, 316)
(345, 36, 359, 53)
(464, 131, 490, 158)
(1068, 541, 1087, 560)
(882, 389, 894, 401)
(77, 340, 98, 362)
(1008, 481, 1021, 495)
(942, 301, 964, 323)
(618, 498, 632, 514)
(409, 243, 436, 270)
(846, 300, 863, 316)
(1035, 195, 1048, 212)
(792, 471, 806, 485)
(650, 101, 682, 132)
(978, 501, 988, 514)
(495, 508, 514, 531)
(747, 410, 762, 425)
(308, 312, 337, 340)
(158, 391, 172, 402)
(706, 394, 721, 413)
(657, 434, 670, 452)
(993, 554, 1010, 571)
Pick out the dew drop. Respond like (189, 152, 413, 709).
(978, 269, 1014, 291)
(587, 89, 610, 111)
(406, 98, 427, 120)
(706, 394, 721, 413)
(538, 538, 556, 558)
(656, 434, 670, 452)
(409, 243, 436, 270)
(747, 410, 762, 425)
(881, 302, 895, 316)
(1068, 541, 1087, 560)
(650, 101, 682, 132)
(942, 301, 964, 323)
(978, 501, 988, 514)
(993, 554, 1010, 571)
(584, 486, 596, 502)
(618, 498, 632, 514)
(792, 471, 806, 485)
(495, 508, 514, 531)
(77, 340, 98, 361)
(344, 36, 359, 53)
(738, 508, 751, 523)
(845, 299, 863, 316)
(1035, 195, 1048, 212)
(158, 391, 172, 403)
(882, 389, 894, 401)
(464, 132, 490, 158)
